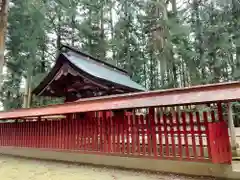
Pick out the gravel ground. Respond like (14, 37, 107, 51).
(0, 155, 215, 180)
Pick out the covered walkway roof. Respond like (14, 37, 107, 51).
(0, 81, 240, 120)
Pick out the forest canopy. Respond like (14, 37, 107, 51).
(0, 0, 240, 111)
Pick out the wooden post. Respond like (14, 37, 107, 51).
(227, 102, 237, 151)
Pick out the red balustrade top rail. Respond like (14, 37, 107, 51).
(0, 81, 240, 120)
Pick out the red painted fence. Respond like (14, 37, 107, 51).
(0, 107, 231, 164)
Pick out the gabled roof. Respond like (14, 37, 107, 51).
(33, 45, 145, 96)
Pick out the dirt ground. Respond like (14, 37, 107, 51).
(0, 155, 216, 180)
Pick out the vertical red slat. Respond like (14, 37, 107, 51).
(116, 117, 120, 153)
(67, 118, 71, 150)
(40, 120, 43, 148)
(189, 112, 197, 160)
(170, 112, 176, 158)
(79, 119, 84, 150)
(163, 114, 169, 158)
(14, 122, 16, 147)
(8, 123, 11, 146)
(151, 112, 157, 158)
(33, 121, 36, 148)
(6, 122, 8, 146)
(62, 119, 65, 149)
(2, 122, 3, 146)
(19, 122, 24, 147)
(37, 120, 40, 148)
(20, 121, 23, 147)
(157, 114, 163, 158)
(84, 119, 87, 151)
(94, 116, 97, 152)
(131, 114, 135, 155)
(146, 114, 151, 156)
(104, 115, 107, 153)
(26, 121, 28, 147)
(13, 122, 16, 147)
(46, 120, 49, 149)
(99, 117, 103, 152)
(79, 119, 82, 150)
(203, 111, 212, 160)
(140, 115, 145, 156)
(81, 119, 84, 150)
(19, 122, 23, 147)
(182, 112, 189, 159)
(51, 120, 55, 149)
(108, 117, 112, 153)
(121, 117, 125, 154)
(45, 120, 48, 148)
(14, 122, 17, 147)
(96, 116, 99, 152)
(5, 122, 7, 146)
(136, 116, 140, 156)
(95, 117, 99, 152)
(64, 119, 68, 150)
(58, 120, 61, 149)
(102, 116, 106, 153)
(42, 120, 44, 148)
(27, 122, 29, 148)
(75, 119, 79, 150)
(49, 120, 51, 149)
(44, 120, 47, 148)
(31, 121, 34, 148)
(72, 116, 76, 150)
(175, 113, 180, 159)
(91, 117, 95, 151)
(196, 112, 204, 159)
(4, 122, 7, 146)
(53, 120, 56, 149)
(39, 119, 42, 149)
(68, 118, 72, 150)
(112, 116, 115, 153)
(126, 115, 130, 155)
(56, 120, 60, 149)
(103, 114, 107, 153)
(54, 120, 56, 149)
(95, 116, 99, 152)
(86, 117, 89, 150)
(5, 122, 8, 146)
(90, 116, 93, 150)
(71, 117, 74, 150)
(60, 119, 63, 149)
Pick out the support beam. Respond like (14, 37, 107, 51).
(0, 81, 240, 120)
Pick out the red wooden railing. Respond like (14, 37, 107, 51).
(0, 106, 231, 164)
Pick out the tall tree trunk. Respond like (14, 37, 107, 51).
(0, 0, 9, 87)
(100, 6, 105, 59)
(110, 1, 116, 64)
(232, 0, 240, 77)
(71, 15, 75, 47)
(23, 75, 30, 108)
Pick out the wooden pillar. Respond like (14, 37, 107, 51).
(227, 102, 238, 151)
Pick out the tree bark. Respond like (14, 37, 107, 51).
(0, 0, 9, 87)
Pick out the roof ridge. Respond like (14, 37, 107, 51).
(59, 44, 129, 75)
